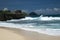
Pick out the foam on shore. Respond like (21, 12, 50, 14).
(0, 22, 60, 36)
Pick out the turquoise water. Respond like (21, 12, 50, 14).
(6, 17, 60, 29)
(0, 16, 60, 36)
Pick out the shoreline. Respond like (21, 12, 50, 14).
(0, 21, 60, 36)
(0, 27, 60, 40)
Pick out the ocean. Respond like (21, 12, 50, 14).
(0, 15, 60, 36)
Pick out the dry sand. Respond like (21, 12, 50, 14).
(0, 27, 60, 40)
(0, 27, 26, 40)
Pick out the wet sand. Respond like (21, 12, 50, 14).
(0, 27, 60, 40)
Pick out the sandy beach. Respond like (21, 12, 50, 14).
(0, 27, 60, 40)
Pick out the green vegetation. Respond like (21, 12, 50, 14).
(0, 8, 28, 21)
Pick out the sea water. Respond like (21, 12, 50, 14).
(0, 16, 60, 36)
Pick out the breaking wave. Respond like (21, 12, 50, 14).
(0, 15, 60, 36)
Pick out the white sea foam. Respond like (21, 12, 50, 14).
(20, 16, 60, 21)
(38, 15, 60, 21)
(8, 19, 19, 21)
(0, 22, 60, 36)
(0, 16, 60, 36)
(6, 17, 37, 22)
(40, 17, 60, 21)
(6, 15, 60, 22)
(20, 17, 37, 20)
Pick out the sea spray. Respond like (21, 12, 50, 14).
(0, 16, 60, 36)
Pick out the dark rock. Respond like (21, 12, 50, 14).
(29, 12, 40, 17)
